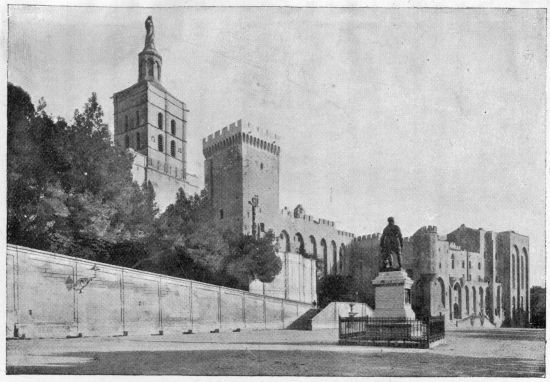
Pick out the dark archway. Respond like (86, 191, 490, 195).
(330, 241, 337, 275)
(279, 230, 290, 253)
(294, 233, 305, 255)
(437, 277, 445, 307)
(309, 235, 317, 258)
(453, 283, 462, 319)
(465, 286, 470, 315)
(320, 239, 328, 276)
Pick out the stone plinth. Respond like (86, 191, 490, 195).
(372, 270, 416, 319)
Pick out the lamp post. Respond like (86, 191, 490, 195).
(248, 195, 259, 238)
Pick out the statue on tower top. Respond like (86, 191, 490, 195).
(144, 16, 155, 50)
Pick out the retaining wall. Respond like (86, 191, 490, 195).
(6, 244, 312, 338)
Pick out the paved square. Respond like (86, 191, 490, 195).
(7, 328, 545, 376)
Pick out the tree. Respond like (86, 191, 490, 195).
(317, 274, 357, 309)
(224, 230, 282, 285)
(7, 84, 158, 260)
(530, 286, 545, 328)
(7, 83, 70, 250)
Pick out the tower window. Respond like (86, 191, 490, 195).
(136, 132, 141, 149)
(171, 120, 176, 135)
(478, 262, 481, 270)
(462, 261, 465, 268)
(260, 163, 264, 170)
(219, 209, 224, 219)
(451, 255, 455, 269)
(125, 115, 129, 131)
(158, 134, 163, 152)
(125, 135, 130, 149)
(136, 110, 139, 126)
(158, 113, 163, 129)
(170, 140, 176, 157)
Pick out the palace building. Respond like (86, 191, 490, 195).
(115, 17, 530, 327)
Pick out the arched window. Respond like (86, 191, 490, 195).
(124, 115, 129, 131)
(158, 134, 163, 152)
(136, 110, 139, 126)
(124, 135, 130, 149)
(478, 262, 481, 270)
(158, 113, 163, 129)
(462, 261, 465, 269)
(171, 120, 176, 135)
(136, 132, 141, 149)
(170, 140, 176, 157)
(219, 209, 224, 219)
(451, 254, 455, 269)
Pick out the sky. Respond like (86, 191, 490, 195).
(7, 6, 546, 286)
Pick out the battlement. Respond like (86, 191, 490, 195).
(202, 119, 281, 156)
(355, 233, 381, 242)
(280, 207, 333, 226)
(413, 225, 438, 235)
(449, 242, 463, 251)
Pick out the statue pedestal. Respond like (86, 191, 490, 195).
(372, 270, 416, 319)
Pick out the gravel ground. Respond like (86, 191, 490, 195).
(6, 328, 545, 376)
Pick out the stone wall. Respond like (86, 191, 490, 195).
(249, 251, 317, 304)
(6, 244, 312, 339)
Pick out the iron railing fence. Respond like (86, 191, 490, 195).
(339, 315, 445, 348)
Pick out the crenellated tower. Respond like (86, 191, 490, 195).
(202, 119, 281, 235)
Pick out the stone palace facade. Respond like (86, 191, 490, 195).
(114, 18, 530, 327)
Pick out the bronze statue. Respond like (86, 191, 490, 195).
(145, 16, 155, 50)
(380, 216, 403, 270)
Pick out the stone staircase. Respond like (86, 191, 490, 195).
(447, 314, 497, 330)
(286, 308, 320, 330)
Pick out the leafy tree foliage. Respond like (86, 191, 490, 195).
(224, 230, 282, 284)
(317, 274, 357, 309)
(7, 83, 158, 259)
(7, 83, 282, 291)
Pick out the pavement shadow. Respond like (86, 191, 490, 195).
(7, 349, 546, 377)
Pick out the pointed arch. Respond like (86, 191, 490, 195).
(465, 286, 470, 315)
(279, 230, 290, 253)
(294, 232, 305, 255)
(320, 239, 328, 276)
(331, 240, 337, 275)
(309, 235, 317, 258)
(479, 286, 484, 315)
(339, 244, 345, 273)
(453, 282, 462, 319)
(473, 287, 477, 315)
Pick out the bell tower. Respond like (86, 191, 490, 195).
(138, 16, 162, 83)
(113, 16, 198, 211)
